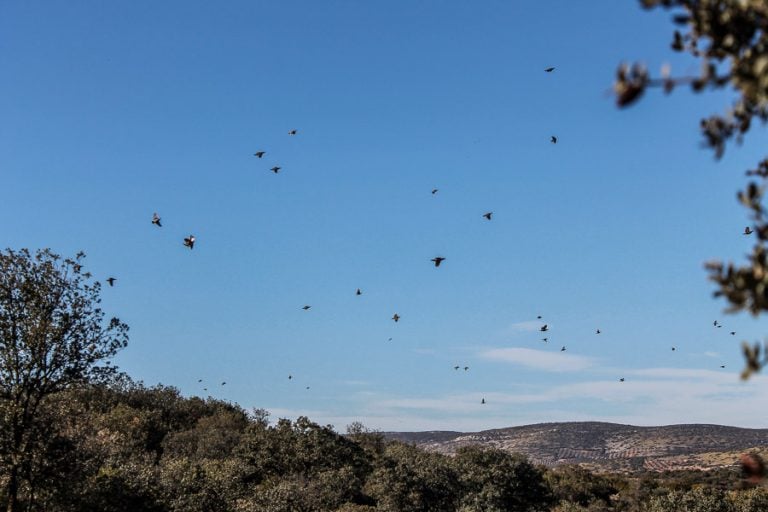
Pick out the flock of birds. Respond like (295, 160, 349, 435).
(98, 65, 746, 406)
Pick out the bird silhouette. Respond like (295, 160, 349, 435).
(551, 135, 557, 144)
(183, 235, 195, 249)
(392, 313, 400, 322)
(221, 382, 226, 386)
(483, 212, 493, 220)
(541, 337, 548, 343)
(302, 305, 311, 310)
(464, 366, 469, 371)
(203, 388, 207, 391)
(745, 226, 753, 235)
(671, 347, 676, 351)
(197, 379, 203, 382)
(561, 346, 566, 352)
(454, 365, 460, 370)
(254, 151, 266, 158)
(545, 67, 555, 72)
(619, 378, 625, 382)
(152, 212, 162, 227)
(540, 324, 549, 332)
(270, 166, 281, 174)
(596, 329, 601, 334)
(288, 130, 297, 135)
(356, 288, 362, 296)
(537, 315, 542, 319)
(731, 331, 736, 335)
(288, 375, 292, 380)
(431, 188, 439, 195)
(106, 277, 116, 287)
(431, 257, 446, 267)
(305, 386, 310, 390)
(481, 398, 486, 404)
(721, 365, 726, 368)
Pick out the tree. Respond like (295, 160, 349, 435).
(0, 249, 128, 512)
(452, 446, 554, 512)
(616, 1, 768, 378)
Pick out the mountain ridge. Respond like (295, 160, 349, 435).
(383, 422, 768, 473)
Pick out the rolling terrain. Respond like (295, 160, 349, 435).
(385, 422, 768, 473)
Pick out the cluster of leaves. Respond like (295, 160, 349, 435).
(616, 1, 768, 378)
(0, 379, 764, 511)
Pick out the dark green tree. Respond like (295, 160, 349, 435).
(452, 446, 554, 512)
(0, 249, 128, 512)
(616, 1, 768, 378)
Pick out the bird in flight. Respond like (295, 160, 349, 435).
(540, 324, 549, 332)
(481, 398, 486, 404)
(744, 226, 753, 235)
(731, 331, 736, 335)
(431, 188, 439, 195)
(541, 337, 548, 343)
(302, 305, 311, 310)
(431, 257, 446, 267)
(183, 235, 195, 249)
(714, 320, 721, 328)
(221, 382, 226, 386)
(596, 329, 601, 334)
(454, 365, 460, 370)
(356, 288, 362, 296)
(152, 212, 162, 227)
(254, 151, 265, 158)
(288, 130, 297, 135)
(561, 346, 566, 352)
(392, 313, 400, 322)
(619, 378, 625, 382)
(305, 386, 310, 390)
(671, 347, 676, 351)
(720, 365, 726, 368)
(270, 166, 281, 174)
(545, 67, 555, 72)
(537, 315, 543, 320)
(464, 366, 469, 371)
(106, 277, 116, 287)
(288, 375, 292, 380)
(198, 379, 202, 382)
(550, 135, 557, 144)
(483, 212, 493, 220)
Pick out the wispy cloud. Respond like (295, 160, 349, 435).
(255, 368, 768, 433)
(480, 347, 596, 372)
(504, 320, 544, 333)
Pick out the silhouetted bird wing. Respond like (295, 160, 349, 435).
(551, 136, 557, 144)
(545, 67, 555, 72)
(483, 212, 492, 220)
(271, 166, 281, 173)
(254, 151, 265, 158)
(431, 257, 445, 267)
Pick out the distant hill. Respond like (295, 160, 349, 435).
(384, 422, 768, 473)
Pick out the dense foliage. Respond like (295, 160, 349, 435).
(0, 379, 762, 511)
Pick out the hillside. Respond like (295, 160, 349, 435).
(384, 422, 768, 473)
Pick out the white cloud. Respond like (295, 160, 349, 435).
(252, 369, 768, 433)
(505, 320, 544, 333)
(480, 347, 596, 372)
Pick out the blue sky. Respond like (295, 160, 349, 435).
(3, 1, 768, 431)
